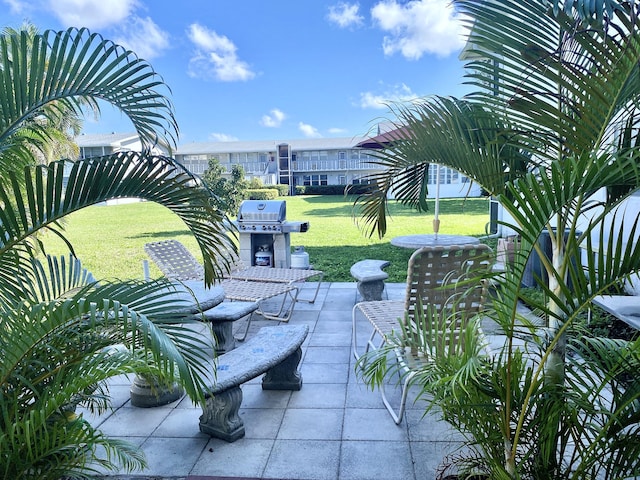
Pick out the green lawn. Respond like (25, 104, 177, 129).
(43, 196, 492, 282)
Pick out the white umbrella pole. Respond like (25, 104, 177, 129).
(433, 164, 441, 239)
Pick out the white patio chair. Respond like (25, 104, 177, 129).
(143, 240, 307, 338)
(352, 243, 493, 423)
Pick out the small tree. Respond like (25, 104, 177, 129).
(202, 157, 248, 215)
(357, 0, 640, 477)
(0, 27, 235, 478)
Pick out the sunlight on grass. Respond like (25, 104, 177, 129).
(43, 196, 491, 282)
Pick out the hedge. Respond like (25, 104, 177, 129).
(294, 185, 373, 195)
(247, 189, 279, 200)
(272, 184, 290, 196)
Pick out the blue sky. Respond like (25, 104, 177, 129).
(3, 0, 473, 144)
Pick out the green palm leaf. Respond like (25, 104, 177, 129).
(0, 151, 236, 302)
(0, 27, 177, 177)
(0, 255, 216, 478)
(0, 24, 231, 479)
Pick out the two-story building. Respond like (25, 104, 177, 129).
(174, 136, 482, 198)
(74, 133, 482, 199)
(76, 132, 154, 158)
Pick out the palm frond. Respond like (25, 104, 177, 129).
(354, 97, 524, 238)
(0, 255, 219, 478)
(0, 28, 177, 151)
(461, 0, 640, 160)
(562, 335, 640, 479)
(0, 152, 236, 301)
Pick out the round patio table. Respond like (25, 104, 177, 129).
(390, 234, 480, 249)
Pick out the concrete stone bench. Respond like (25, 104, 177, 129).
(199, 324, 309, 442)
(350, 259, 390, 301)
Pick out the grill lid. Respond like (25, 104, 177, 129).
(237, 200, 286, 224)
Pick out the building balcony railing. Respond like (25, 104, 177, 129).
(218, 159, 379, 175)
(291, 160, 378, 172)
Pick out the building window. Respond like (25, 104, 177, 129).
(352, 177, 371, 185)
(303, 174, 327, 186)
(80, 146, 110, 158)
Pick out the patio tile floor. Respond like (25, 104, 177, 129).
(91, 282, 467, 480)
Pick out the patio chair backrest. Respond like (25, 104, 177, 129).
(144, 240, 205, 281)
(402, 244, 493, 351)
(144, 240, 245, 282)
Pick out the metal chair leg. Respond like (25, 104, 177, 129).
(234, 311, 254, 342)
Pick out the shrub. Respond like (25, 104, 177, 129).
(247, 189, 279, 200)
(295, 185, 351, 195)
(201, 159, 248, 215)
(272, 184, 289, 196)
(248, 177, 263, 189)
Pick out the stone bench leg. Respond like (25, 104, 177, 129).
(357, 280, 385, 302)
(211, 321, 235, 354)
(262, 347, 303, 391)
(199, 386, 244, 442)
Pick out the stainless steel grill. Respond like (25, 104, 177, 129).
(237, 200, 286, 232)
(237, 200, 308, 233)
(236, 200, 310, 268)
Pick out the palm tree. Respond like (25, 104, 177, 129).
(0, 27, 236, 478)
(357, 0, 640, 477)
(1, 23, 84, 164)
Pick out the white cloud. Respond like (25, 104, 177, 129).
(4, 0, 27, 14)
(298, 122, 322, 138)
(260, 109, 286, 128)
(187, 23, 255, 82)
(114, 16, 169, 60)
(209, 132, 239, 142)
(357, 83, 417, 109)
(328, 127, 348, 134)
(327, 2, 364, 28)
(45, 0, 169, 59)
(371, 0, 466, 59)
(48, 0, 139, 29)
